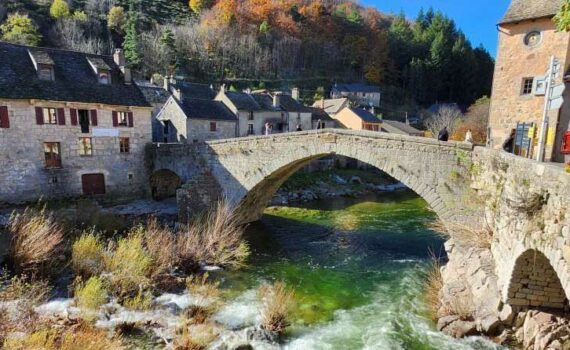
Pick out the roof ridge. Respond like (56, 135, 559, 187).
(0, 41, 114, 59)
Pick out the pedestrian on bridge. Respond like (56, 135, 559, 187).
(438, 127, 449, 142)
(465, 129, 473, 143)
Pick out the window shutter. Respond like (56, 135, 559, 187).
(0, 106, 9, 128)
(112, 111, 118, 127)
(127, 112, 134, 128)
(90, 110, 98, 126)
(57, 108, 65, 125)
(70, 109, 78, 126)
(35, 107, 44, 125)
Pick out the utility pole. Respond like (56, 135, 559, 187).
(536, 56, 556, 162)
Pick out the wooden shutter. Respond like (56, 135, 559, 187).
(112, 111, 118, 127)
(35, 107, 44, 125)
(0, 106, 9, 128)
(57, 108, 65, 125)
(127, 112, 134, 128)
(90, 110, 98, 126)
(70, 109, 78, 126)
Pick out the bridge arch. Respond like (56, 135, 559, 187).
(204, 130, 474, 223)
(150, 169, 182, 201)
(505, 249, 568, 310)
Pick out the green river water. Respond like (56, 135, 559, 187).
(214, 191, 504, 350)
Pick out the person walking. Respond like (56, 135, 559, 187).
(502, 129, 516, 153)
(296, 124, 302, 132)
(465, 129, 473, 143)
(438, 126, 449, 142)
(265, 122, 271, 136)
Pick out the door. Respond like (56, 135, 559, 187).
(78, 110, 90, 134)
(82, 174, 106, 195)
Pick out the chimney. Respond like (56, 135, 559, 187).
(292, 87, 299, 101)
(163, 75, 170, 91)
(173, 88, 182, 101)
(113, 49, 132, 84)
(220, 84, 226, 94)
(273, 94, 280, 108)
(320, 98, 325, 109)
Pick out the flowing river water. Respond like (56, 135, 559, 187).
(212, 191, 504, 350)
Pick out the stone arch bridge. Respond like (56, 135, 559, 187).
(149, 129, 570, 332)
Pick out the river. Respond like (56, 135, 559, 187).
(213, 190, 504, 350)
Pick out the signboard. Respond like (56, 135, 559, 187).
(549, 84, 565, 110)
(92, 128, 119, 137)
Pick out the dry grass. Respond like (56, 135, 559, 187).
(144, 218, 176, 279)
(176, 200, 250, 271)
(424, 257, 444, 322)
(74, 276, 108, 310)
(258, 282, 295, 334)
(445, 295, 474, 321)
(8, 207, 64, 276)
(122, 290, 153, 311)
(183, 305, 212, 325)
(186, 273, 220, 303)
(72, 232, 105, 279)
(173, 322, 217, 350)
(104, 231, 152, 298)
(428, 218, 493, 249)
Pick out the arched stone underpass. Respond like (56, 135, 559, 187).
(150, 169, 182, 201)
(506, 249, 568, 311)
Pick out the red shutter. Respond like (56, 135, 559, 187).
(70, 109, 78, 126)
(112, 111, 118, 127)
(127, 112, 134, 128)
(35, 107, 44, 125)
(0, 106, 9, 128)
(90, 110, 98, 126)
(562, 131, 570, 154)
(57, 108, 65, 125)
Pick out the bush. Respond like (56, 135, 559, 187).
(185, 273, 220, 305)
(424, 257, 444, 322)
(174, 322, 217, 350)
(74, 276, 108, 310)
(105, 231, 152, 297)
(72, 232, 105, 278)
(8, 207, 64, 276)
(145, 218, 176, 279)
(183, 305, 212, 325)
(176, 201, 249, 270)
(122, 290, 153, 311)
(258, 282, 295, 334)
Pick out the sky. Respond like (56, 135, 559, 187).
(362, 0, 512, 57)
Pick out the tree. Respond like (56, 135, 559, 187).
(123, 7, 141, 67)
(554, 0, 570, 31)
(451, 96, 490, 144)
(72, 10, 88, 22)
(424, 105, 463, 138)
(0, 13, 42, 46)
(108, 6, 126, 34)
(189, 0, 212, 14)
(50, 0, 71, 19)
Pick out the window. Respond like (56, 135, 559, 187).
(210, 122, 217, 132)
(78, 110, 90, 133)
(247, 124, 254, 135)
(43, 108, 58, 124)
(79, 137, 93, 156)
(117, 112, 128, 126)
(0, 106, 9, 128)
(98, 71, 110, 84)
(120, 137, 130, 153)
(38, 66, 54, 81)
(248, 112, 254, 121)
(44, 142, 61, 168)
(163, 121, 170, 135)
(49, 175, 58, 184)
(522, 78, 534, 95)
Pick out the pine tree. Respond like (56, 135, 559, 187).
(50, 0, 71, 19)
(123, 4, 141, 67)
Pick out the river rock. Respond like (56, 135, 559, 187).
(441, 319, 478, 338)
(479, 314, 502, 335)
(499, 304, 515, 326)
(437, 315, 460, 331)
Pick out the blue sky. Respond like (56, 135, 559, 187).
(362, 0, 511, 57)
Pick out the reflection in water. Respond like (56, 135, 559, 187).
(214, 191, 503, 350)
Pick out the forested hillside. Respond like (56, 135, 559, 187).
(0, 0, 494, 112)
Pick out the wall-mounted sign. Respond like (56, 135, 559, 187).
(92, 128, 119, 137)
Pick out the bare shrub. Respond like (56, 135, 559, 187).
(424, 257, 444, 322)
(258, 282, 295, 334)
(145, 218, 176, 279)
(424, 106, 462, 138)
(176, 200, 250, 270)
(445, 294, 474, 321)
(173, 322, 217, 350)
(8, 207, 64, 276)
(72, 232, 105, 278)
(183, 305, 212, 325)
(185, 273, 221, 307)
(428, 218, 493, 249)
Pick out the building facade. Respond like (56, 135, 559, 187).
(330, 83, 381, 108)
(489, 0, 570, 162)
(0, 42, 152, 204)
(333, 107, 382, 131)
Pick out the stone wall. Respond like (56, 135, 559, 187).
(187, 119, 237, 143)
(0, 99, 152, 204)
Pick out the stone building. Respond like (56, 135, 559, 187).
(136, 80, 171, 143)
(330, 83, 381, 107)
(0, 42, 152, 204)
(307, 107, 337, 129)
(380, 119, 424, 137)
(312, 97, 350, 118)
(333, 107, 382, 131)
(489, 0, 570, 162)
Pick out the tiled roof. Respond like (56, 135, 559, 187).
(0, 42, 150, 107)
(174, 82, 215, 100)
(306, 107, 334, 121)
(225, 91, 262, 111)
(350, 108, 381, 123)
(278, 95, 311, 113)
(180, 98, 237, 121)
(251, 94, 282, 111)
(381, 120, 424, 136)
(311, 98, 348, 115)
(334, 83, 381, 93)
(135, 82, 171, 104)
(500, 0, 561, 24)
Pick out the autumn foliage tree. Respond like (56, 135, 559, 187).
(0, 13, 42, 46)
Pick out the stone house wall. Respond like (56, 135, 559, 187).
(489, 18, 570, 161)
(156, 97, 186, 143)
(0, 99, 152, 204)
(186, 119, 237, 142)
(236, 110, 283, 136)
(287, 111, 313, 131)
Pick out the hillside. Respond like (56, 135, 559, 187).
(0, 0, 494, 116)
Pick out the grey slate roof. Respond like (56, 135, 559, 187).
(225, 91, 262, 111)
(350, 108, 381, 123)
(381, 120, 424, 136)
(136, 83, 171, 105)
(500, 0, 561, 24)
(251, 94, 282, 111)
(334, 83, 381, 93)
(174, 82, 215, 100)
(0, 42, 150, 107)
(278, 95, 311, 113)
(306, 107, 334, 121)
(180, 98, 237, 121)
